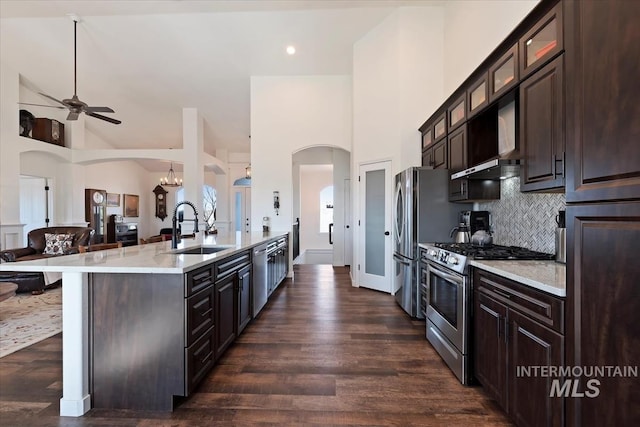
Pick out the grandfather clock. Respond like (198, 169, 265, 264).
(153, 185, 168, 220)
(85, 188, 107, 243)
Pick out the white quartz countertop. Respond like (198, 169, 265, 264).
(0, 231, 288, 275)
(470, 260, 566, 297)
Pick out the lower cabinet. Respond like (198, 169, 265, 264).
(214, 272, 237, 358)
(473, 268, 565, 427)
(214, 250, 252, 358)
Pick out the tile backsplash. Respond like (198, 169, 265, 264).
(477, 177, 565, 254)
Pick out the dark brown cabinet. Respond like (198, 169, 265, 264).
(519, 54, 565, 191)
(433, 113, 447, 142)
(213, 250, 252, 358)
(448, 94, 466, 131)
(467, 72, 489, 118)
(565, 0, 640, 203)
(474, 268, 565, 427)
(448, 125, 467, 173)
(214, 272, 237, 358)
(489, 44, 519, 102)
(237, 264, 252, 334)
(520, 2, 563, 80)
(423, 139, 447, 169)
(565, 202, 640, 427)
(474, 290, 508, 409)
(563, 2, 640, 425)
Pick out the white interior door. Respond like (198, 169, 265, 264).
(19, 176, 50, 242)
(358, 161, 392, 293)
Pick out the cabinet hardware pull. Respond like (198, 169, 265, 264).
(491, 288, 512, 299)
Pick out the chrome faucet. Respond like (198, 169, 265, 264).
(172, 201, 199, 249)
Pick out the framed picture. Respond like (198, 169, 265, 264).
(123, 194, 139, 217)
(106, 193, 120, 207)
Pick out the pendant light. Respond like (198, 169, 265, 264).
(160, 162, 182, 187)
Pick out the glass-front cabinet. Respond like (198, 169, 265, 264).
(520, 3, 563, 79)
(489, 44, 518, 102)
(467, 73, 489, 118)
(448, 95, 466, 131)
(422, 128, 433, 150)
(433, 113, 447, 142)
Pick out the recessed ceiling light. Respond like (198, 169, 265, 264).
(286, 45, 296, 55)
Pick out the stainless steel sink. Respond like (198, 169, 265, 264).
(172, 246, 233, 255)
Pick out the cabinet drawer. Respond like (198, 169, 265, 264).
(185, 286, 215, 347)
(475, 269, 564, 334)
(185, 265, 214, 297)
(185, 326, 215, 395)
(215, 251, 251, 279)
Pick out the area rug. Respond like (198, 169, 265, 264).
(0, 287, 62, 357)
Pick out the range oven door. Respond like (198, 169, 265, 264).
(426, 262, 467, 353)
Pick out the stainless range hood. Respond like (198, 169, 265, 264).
(451, 158, 520, 180)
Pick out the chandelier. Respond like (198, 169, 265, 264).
(160, 162, 182, 187)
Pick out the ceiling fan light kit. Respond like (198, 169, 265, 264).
(20, 15, 121, 125)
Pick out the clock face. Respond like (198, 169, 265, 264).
(93, 191, 104, 204)
(158, 194, 164, 200)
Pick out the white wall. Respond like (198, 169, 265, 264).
(443, 0, 539, 94)
(299, 164, 333, 253)
(250, 76, 352, 234)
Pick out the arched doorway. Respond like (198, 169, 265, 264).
(292, 146, 351, 266)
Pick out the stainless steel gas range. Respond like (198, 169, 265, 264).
(422, 242, 554, 385)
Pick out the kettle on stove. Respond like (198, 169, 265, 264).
(450, 223, 471, 243)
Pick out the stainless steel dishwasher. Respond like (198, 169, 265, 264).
(253, 242, 268, 317)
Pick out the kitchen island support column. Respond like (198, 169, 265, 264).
(59, 271, 91, 416)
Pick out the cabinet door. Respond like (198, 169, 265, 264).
(468, 73, 489, 118)
(520, 55, 565, 192)
(448, 125, 467, 173)
(448, 95, 466, 131)
(422, 128, 433, 150)
(509, 309, 564, 427)
(474, 290, 508, 410)
(520, 2, 563, 79)
(489, 44, 519, 102)
(432, 139, 448, 170)
(566, 202, 640, 427)
(433, 113, 447, 142)
(237, 265, 252, 334)
(565, 0, 640, 202)
(422, 148, 433, 168)
(214, 274, 237, 358)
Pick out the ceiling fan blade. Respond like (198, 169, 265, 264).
(18, 102, 66, 109)
(87, 112, 121, 125)
(67, 111, 80, 121)
(39, 92, 68, 107)
(85, 106, 115, 113)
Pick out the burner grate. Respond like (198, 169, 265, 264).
(433, 243, 554, 260)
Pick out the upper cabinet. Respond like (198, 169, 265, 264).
(448, 95, 466, 132)
(433, 112, 447, 142)
(565, 0, 640, 203)
(519, 3, 563, 80)
(489, 44, 519, 102)
(519, 55, 565, 192)
(467, 73, 489, 119)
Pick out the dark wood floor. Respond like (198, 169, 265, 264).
(0, 265, 511, 426)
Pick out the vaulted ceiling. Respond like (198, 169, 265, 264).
(1, 0, 439, 158)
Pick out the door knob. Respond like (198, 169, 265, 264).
(384, 231, 390, 235)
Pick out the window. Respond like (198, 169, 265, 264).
(175, 186, 217, 231)
(319, 186, 333, 233)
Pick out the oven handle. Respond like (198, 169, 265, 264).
(427, 264, 464, 286)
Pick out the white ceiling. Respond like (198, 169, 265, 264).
(1, 0, 439, 158)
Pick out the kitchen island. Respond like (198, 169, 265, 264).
(0, 231, 289, 416)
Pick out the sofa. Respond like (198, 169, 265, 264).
(0, 226, 94, 293)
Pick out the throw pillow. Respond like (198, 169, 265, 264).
(43, 233, 74, 255)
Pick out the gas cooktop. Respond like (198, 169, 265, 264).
(433, 242, 554, 260)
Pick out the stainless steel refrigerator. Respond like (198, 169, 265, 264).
(393, 167, 470, 318)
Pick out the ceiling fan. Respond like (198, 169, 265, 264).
(20, 16, 121, 125)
